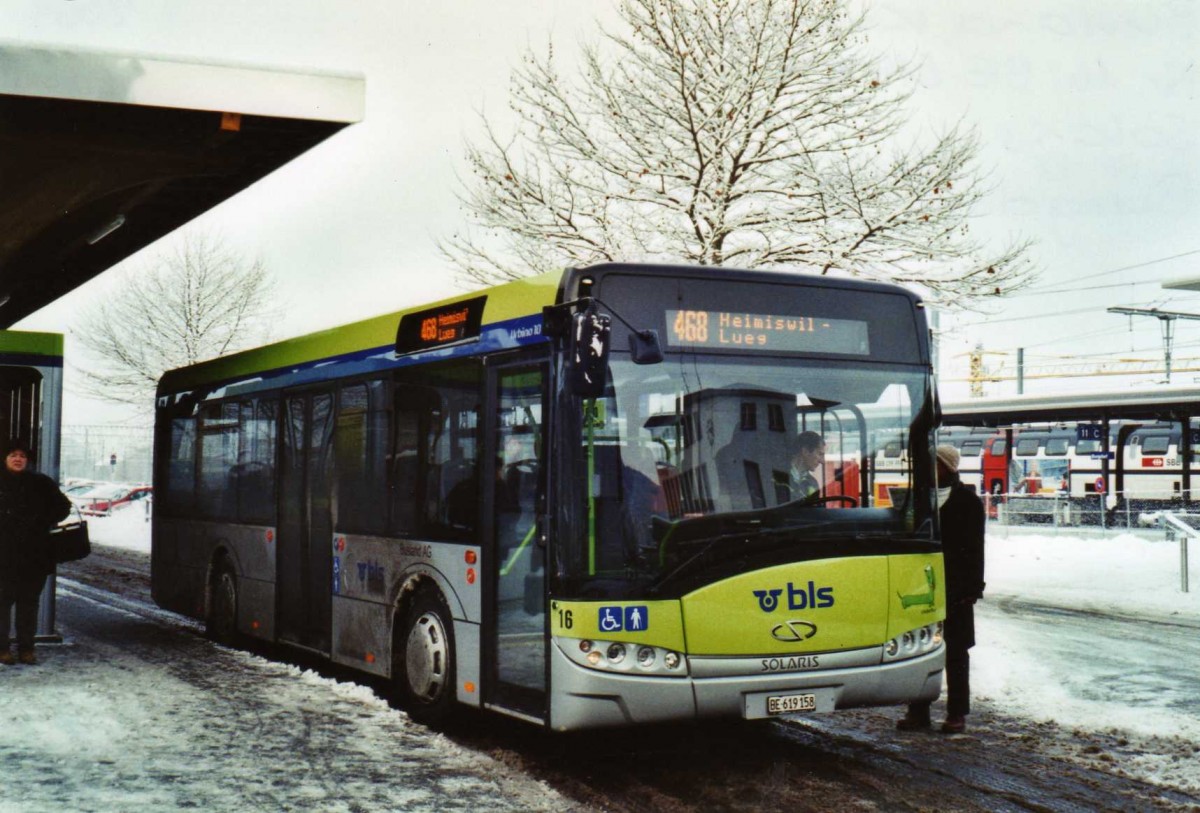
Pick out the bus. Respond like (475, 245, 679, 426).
(152, 263, 945, 731)
(0, 330, 65, 641)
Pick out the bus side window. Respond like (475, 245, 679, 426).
(237, 398, 277, 524)
(198, 402, 239, 519)
(390, 404, 420, 534)
(165, 416, 197, 515)
(392, 361, 481, 541)
(335, 383, 387, 535)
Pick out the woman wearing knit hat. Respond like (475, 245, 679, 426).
(0, 438, 71, 665)
(897, 443, 986, 734)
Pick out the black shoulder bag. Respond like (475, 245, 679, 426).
(52, 505, 91, 564)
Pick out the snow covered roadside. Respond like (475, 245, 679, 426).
(84, 503, 152, 552)
(3, 582, 574, 813)
(80, 508, 1200, 796)
(974, 526, 1200, 796)
(983, 525, 1200, 622)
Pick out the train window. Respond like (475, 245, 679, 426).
(960, 440, 982, 456)
(1076, 440, 1100, 454)
(1045, 438, 1069, 456)
(991, 440, 1007, 456)
(1142, 436, 1170, 455)
(883, 441, 902, 458)
(1015, 438, 1039, 456)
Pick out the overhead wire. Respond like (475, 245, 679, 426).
(1009, 248, 1200, 296)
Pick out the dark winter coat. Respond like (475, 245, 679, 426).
(0, 469, 72, 583)
(940, 473, 986, 650)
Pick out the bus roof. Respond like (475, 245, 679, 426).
(159, 262, 932, 400)
(157, 272, 563, 396)
(0, 43, 364, 326)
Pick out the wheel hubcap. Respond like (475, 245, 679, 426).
(406, 611, 448, 702)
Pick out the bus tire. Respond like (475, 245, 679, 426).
(394, 589, 457, 727)
(206, 562, 239, 645)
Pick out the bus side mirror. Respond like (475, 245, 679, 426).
(569, 309, 611, 397)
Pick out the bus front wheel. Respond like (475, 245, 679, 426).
(207, 564, 239, 644)
(394, 589, 457, 726)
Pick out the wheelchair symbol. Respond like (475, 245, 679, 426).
(599, 606, 623, 633)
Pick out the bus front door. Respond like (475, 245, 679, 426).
(277, 389, 335, 652)
(485, 359, 548, 720)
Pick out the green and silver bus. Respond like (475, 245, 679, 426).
(0, 330, 66, 641)
(152, 263, 945, 730)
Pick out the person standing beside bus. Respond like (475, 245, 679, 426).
(897, 444, 985, 733)
(0, 439, 71, 665)
(789, 430, 825, 500)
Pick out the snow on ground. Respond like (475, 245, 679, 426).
(85, 503, 152, 552)
(974, 525, 1200, 796)
(76, 508, 1200, 795)
(1, 588, 571, 813)
(984, 525, 1200, 621)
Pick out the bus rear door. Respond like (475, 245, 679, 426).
(277, 388, 335, 652)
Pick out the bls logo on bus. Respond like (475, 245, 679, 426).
(753, 581, 835, 613)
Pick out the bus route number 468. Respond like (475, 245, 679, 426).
(767, 693, 817, 715)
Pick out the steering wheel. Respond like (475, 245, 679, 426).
(806, 494, 858, 507)
(507, 459, 539, 476)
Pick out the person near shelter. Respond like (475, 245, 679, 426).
(0, 439, 72, 665)
(789, 430, 825, 500)
(897, 444, 986, 734)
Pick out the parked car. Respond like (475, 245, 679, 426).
(73, 483, 153, 516)
(61, 481, 100, 499)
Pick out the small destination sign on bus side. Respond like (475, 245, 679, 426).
(395, 296, 487, 354)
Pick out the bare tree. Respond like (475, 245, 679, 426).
(72, 232, 277, 409)
(443, 0, 1035, 308)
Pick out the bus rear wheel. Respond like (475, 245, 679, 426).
(206, 564, 239, 645)
(394, 589, 457, 727)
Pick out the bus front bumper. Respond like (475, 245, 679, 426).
(548, 642, 944, 732)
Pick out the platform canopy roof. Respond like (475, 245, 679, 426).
(942, 385, 1200, 426)
(0, 44, 364, 326)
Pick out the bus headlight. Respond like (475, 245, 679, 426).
(556, 637, 688, 676)
(883, 622, 943, 663)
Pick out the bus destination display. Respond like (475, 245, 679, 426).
(666, 309, 869, 355)
(395, 296, 487, 354)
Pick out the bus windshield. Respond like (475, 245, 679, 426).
(557, 356, 933, 597)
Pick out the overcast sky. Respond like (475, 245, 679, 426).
(4, 0, 1199, 419)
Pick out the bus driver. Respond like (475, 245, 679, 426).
(789, 431, 825, 500)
